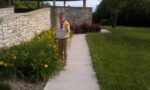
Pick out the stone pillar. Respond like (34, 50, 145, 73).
(50, 7, 57, 27)
(64, 0, 66, 7)
(53, 0, 56, 6)
(83, 0, 86, 8)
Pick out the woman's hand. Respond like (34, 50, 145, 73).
(65, 22, 70, 32)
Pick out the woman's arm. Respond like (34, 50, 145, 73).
(65, 21, 70, 32)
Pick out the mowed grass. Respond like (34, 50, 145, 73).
(86, 26, 150, 90)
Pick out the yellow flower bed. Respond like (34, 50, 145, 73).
(0, 28, 63, 82)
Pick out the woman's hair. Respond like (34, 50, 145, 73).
(59, 12, 65, 20)
(59, 12, 64, 17)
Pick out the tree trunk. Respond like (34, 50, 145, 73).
(112, 10, 118, 28)
(11, 0, 14, 6)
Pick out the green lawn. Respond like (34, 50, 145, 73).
(86, 26, 150, 90)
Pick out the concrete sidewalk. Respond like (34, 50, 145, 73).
(44, 34, 100, 90)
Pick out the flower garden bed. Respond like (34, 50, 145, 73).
(0, 28, 63, 90)
(71, 23, 101, 34)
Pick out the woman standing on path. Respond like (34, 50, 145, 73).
(56, 12, 71, 66)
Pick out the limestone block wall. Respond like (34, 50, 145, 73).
(50, 6, 92, 27)
(0, 6, 92, 48)
(0, 8, 51, 48)
(0, 7, 14, 17)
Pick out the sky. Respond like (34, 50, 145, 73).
(48, 0, 102, 12)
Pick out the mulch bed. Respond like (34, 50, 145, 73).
(6, 80, 47, 90)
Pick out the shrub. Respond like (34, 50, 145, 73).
(81, 23, 90, 33)
(100, 19, 111, 25)
(70, 24, 82, 34)
(89, 24, 101, 32)
(70, 23, 101, 34)
(0, 81, 11, 90)
(0, 28, 63, 82)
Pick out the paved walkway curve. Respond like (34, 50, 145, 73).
(44, 34, 100, 90)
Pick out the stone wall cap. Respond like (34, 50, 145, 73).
(0, 8, 50, 23)
(0, 13, 24, 23)
(24, 8, 50, 15)
(0, 7, 14, 11)
(50, 6, 92, 9)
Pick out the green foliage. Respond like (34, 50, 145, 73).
(14, 0, 50, 8)
(40, 2, 51, 8)
(14, 0, 38, 9)
(0, 81, 11, 90)
(118, 0, 150, 26)
(100, 19, 110, 25)
(0, 0, 50, 8)
(93, 0, 150, 27)
(87, 26, 150, 90)
(0, 28, 63, 82)
(0, 0, 9, 7)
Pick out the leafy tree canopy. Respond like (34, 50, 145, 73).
(93, 0, 150, 27)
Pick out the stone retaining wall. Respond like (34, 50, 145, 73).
(51, 6, 92, 27)
(0, 6, 92, 48)
(0, 7, 14, 17)
(0, 8, 51, 48)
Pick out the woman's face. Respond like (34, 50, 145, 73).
(59, 15, 65, 23)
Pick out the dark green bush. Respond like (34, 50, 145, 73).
(0, 82, 11, 90)
(100, 19, 111, 25)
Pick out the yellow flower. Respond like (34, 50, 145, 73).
(12, 56, 16, 61)
(38, 37, 41, 40)
(52, 45, 57, 49)
(0, 61, 4, 65)
(44, 64, 48, 68)
(52, 31, 55, 35)
(65, 22, 70, 29)
(4, 63, 8, 67)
